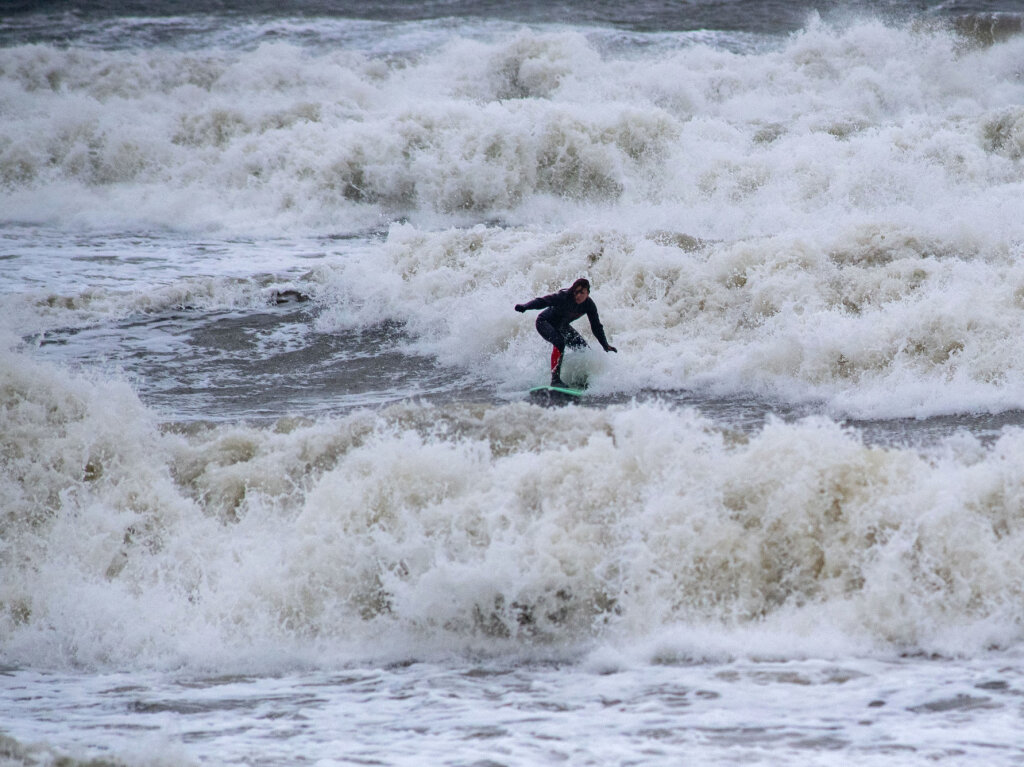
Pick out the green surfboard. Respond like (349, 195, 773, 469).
(529, 384, 586, 398)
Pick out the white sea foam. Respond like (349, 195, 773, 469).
(4, 345, 1024, 671)
(1, 20, 1022, 235)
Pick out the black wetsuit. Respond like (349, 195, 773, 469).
(519, 289, 612, 353)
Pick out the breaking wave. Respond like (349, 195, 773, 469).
(4, 346, 1024, 671)
(1, 19, 1022, 237)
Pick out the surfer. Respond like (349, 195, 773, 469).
(515, 278, 617, 388)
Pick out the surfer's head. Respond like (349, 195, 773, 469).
(571, 278, 590, 304)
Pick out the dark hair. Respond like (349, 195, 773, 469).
(571, 278, 590, 293)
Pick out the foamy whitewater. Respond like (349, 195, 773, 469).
(4, 1, 1024, 764)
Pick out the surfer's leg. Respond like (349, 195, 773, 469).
(550, 345, 562, 373)
(536, 317, 567, 386)
(536, 316, 564, 349)
(549, 346, 566, 386)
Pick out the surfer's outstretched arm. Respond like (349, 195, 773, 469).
(514, 294, 556, 313)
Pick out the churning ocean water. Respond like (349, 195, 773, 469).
(4, 0, 1024, 764)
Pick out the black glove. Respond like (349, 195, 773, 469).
(604, 345, 618, 353)
(514, 304, 526, 313)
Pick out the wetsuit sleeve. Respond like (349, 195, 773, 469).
(519, 292, 559, 311)
(586, 300, 611, 349)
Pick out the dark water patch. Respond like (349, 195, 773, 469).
(458, 725, 509, 739)
(791, 733, 849, 750)
(182, 726, 253, 742)
(635, 726, 684, 741)
(524, 700, 579, 712)
(297, 673, 384, 688)
(169, 310, 442, 417)
(907, 694, 1000, 714)
(70, 255, 121, 264)
(698, 725, 790, 746)
(99, 685, 149, 694)
(645, 685, 691, 710)
(128, 698, 253, 715)
(128, 693, 327, 715)
(176, 674, 259, 688)
(844, 410, 1024, 448)
(974, 679, 1011, 691)
(28, 300, 483, 420)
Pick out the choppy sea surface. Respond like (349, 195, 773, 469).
(4, 1, 1024, 764)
